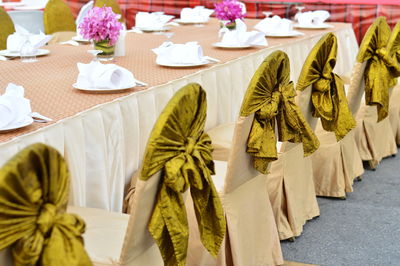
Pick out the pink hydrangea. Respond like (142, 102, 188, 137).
(78, 6, 123, 46)
(214, 0, 245, 22)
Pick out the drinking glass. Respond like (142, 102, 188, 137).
(20, 35, 37, 63)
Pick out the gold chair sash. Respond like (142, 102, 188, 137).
(357, 17, 400, 122)
(240, 50, 320, 174)
(0, 143, 91, 266)
(0, 7, 15, 50)
(387, 21, 400, 86)
(43, 0, 76, 34)
(140, 83, 225, 266)
(296, 33, 356, 141)
(94, 0, 124, 23)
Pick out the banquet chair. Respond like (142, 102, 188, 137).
(387, 21, 400, 145)
(70, 83, 226, 266)
(296, 32, 363, 199)
(43, 0, 76, 35)
(94, 0, 125, 24)
(0, 143, 91, 266)
(0, 7, 15, 50)
(123, 82, 284, 265)
(207, 50, 320, 241)
(347, 17, 400, 169)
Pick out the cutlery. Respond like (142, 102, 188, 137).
(31, 112, 53, 123)
(204, 56, 221, 63)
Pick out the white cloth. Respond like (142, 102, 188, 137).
(6, 25, 52, 52)
(254, 15, 293, 35)
(135, 12, 174, 30)
(180, 6, 213, 23)
(76, 61, 137, 90)
(297, 10, 330, 26)
(152, 41, 205, 64)
(0, 83, 31, 129)
(76, 0, 93, 26)
(219, 19, 267, 46)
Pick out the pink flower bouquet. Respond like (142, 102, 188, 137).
(214, 0, 245, 22)
(79, 6, 123, 46)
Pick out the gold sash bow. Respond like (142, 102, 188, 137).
(0, 143, 91, 266)
(140, 84, 225, 266)
(297, 33, 356, 140)
(387, 21, 400, 87)
(357, 17, 400, 121)
(240, 51, 320, 174)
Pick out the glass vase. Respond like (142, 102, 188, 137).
(220, 20, 237, 31)
(94, 40, 115, 61)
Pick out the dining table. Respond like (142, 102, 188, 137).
(0, 18, 359, 212)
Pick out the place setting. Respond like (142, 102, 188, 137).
(152, 41, 220, 68)
(294, 9, 333, 29)
(174, 6, 214, 26)
(72, 50, 148, 93)
(0, 25, 52, 62)
(254, 14, 304, 37)
(214, 19, 267, 49)
(0, 83, 52, 133)
(131, 12, 175, 34)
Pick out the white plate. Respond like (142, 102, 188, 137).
(135, 26, 170, 32)
(72, 36, 91, 43)
(0, 116, 33, 132)
(0, 49, 50, 57)
(294, 23, 334, 29)
(72, 83, 136, 93)
(212, 42, 252, 49)
(174, 19, 207, 25)
(264, 31, 304, 37)
(156, 59, 210, 68)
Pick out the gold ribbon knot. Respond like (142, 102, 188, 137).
(297, 33, 356, 140)
(141, 84, 225, 266)
(0, 143, 92, 266)
(358, 17, 400, 121)
(241, 51, 320, 174)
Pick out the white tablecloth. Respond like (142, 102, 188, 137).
(0, 24, 358, 212)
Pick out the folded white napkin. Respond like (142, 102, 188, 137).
(254, 15, 294, 35)
(180, 6, 214, 23)
(297, 10, 330, 26)
(219, 19, 267, 46)
(0, 83, 32, 129)
(6, 25, 53, 52)
(76, 0, 93, 26)
(135, 12, 174, 29)
(76, 61, 140, 90)
(152, 41, 205, 64)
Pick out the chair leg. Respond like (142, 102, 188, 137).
(339, 196, 346, 200)
(287, 237, 295, 242)
(355, 176, 362, 182)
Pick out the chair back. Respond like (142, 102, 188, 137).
(347, 17, 399, 122)
(223, 51, 319, 192)
(43, 0, 76, 34)
(0, 143, 90, 265)
(94, 0, 124, 23)
(0, 8, 15, 50)
(296, 33, 356, 141)
(120, 83, 225, 266)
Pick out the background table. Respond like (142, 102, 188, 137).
(0, 19, 358, 212)
(62, 0, 400, 44)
